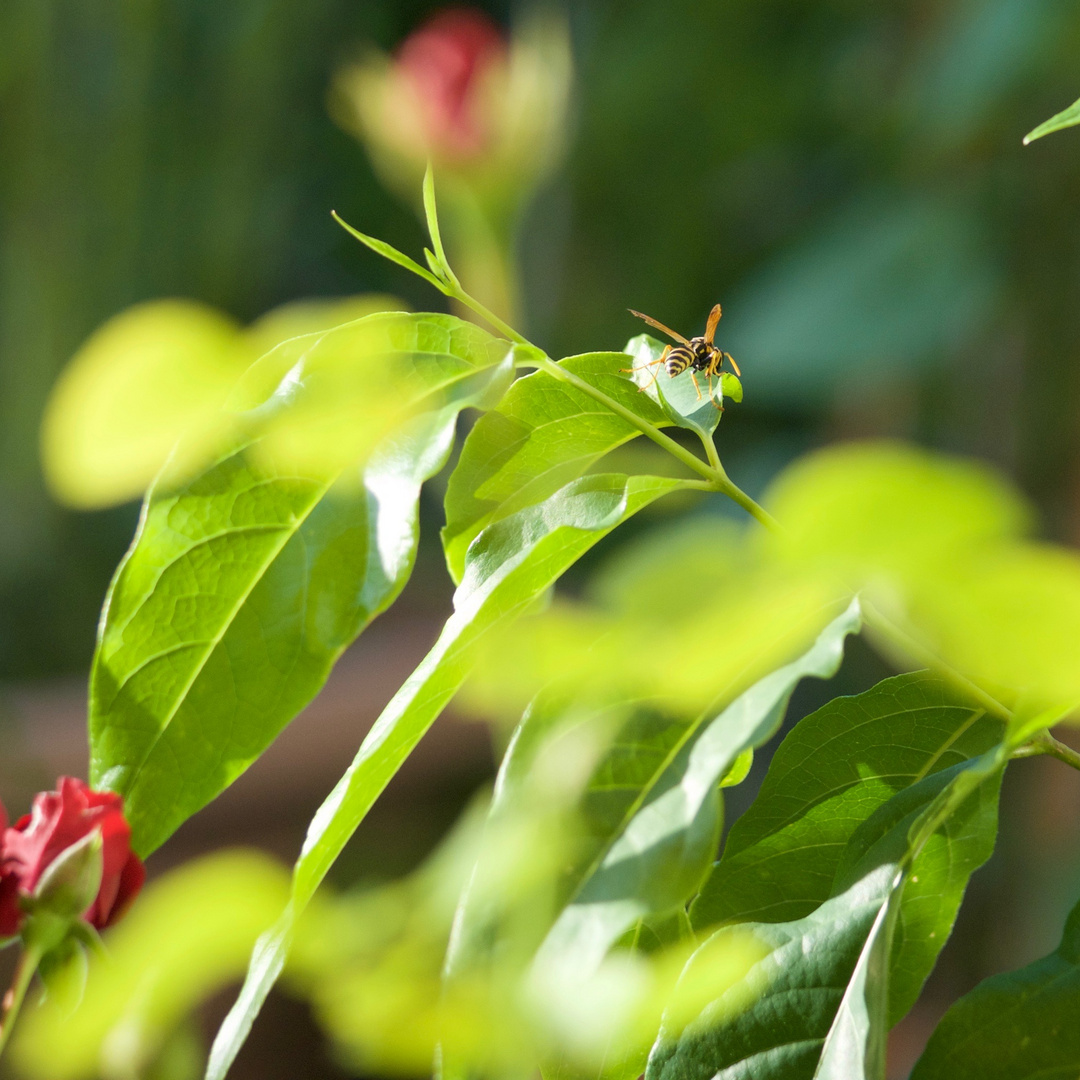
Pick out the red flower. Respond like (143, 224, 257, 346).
(0, 777, 145, 933)
(395, 7, 507, 157)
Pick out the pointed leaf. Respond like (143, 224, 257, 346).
(207, 472, 695, 1080)
(1024, 94, 1080, 143)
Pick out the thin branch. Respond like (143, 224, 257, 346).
(1013, 730, 1080, 772)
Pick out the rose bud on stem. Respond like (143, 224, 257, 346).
(0, 778, 144, 1056)
(332, 6, 571, 327)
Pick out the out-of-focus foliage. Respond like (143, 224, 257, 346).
(13, 851, 289, 1080)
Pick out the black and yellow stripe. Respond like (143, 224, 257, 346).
(665, 345, 695, 377)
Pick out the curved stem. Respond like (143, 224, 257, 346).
(1013, 729, 1080, 772)
(0, 945, 40, 1059)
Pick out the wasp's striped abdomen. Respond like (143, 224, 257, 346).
(665, 345, 694, 377)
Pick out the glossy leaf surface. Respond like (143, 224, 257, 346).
(207, 472, 694, 1080)
(442, 351, 669, 582)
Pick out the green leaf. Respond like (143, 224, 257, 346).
(332, 210, 450, 293)
(247, 311, 512, 475)
(911, 894, 1080, 1079)
(1024, 94, 1080, 143)
(442, 351, 669, 582)
(649, 864, 901, 1080)
(40, 301, 247, 509)
(652, 729, 1006, 1080)
(13, 851, 289, 1080)
(691, 673, 1004, 1023)
(536, 601, 863, 981)
(624, 335, 723, 441)
(764, 441, 1080, 712)
(206, 472, 695, 1080)
(92, 315, 511, 856)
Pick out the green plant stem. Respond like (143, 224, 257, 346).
(1012, 730, 1080, 771)
(0, 945, 41, 1059)
(861, 602, 1012, 722)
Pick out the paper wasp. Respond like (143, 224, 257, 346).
(623, 303, 740, 409)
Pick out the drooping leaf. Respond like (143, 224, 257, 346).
(13, 851, 289, 1080)
(911, 894, 1080, 1079)
(442, 351, 670, 582)
(691, 672, 1004, 1023)
(1024, 93, 1080, 143)
(206, 472, 696, 1080)
(91, 313, 512, 856)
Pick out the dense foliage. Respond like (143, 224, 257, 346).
(5, 147, 1079, 1079)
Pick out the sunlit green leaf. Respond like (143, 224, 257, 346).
(691, 673, 1004, 1024)
(207, 472, 696, 1080)
(911, 893, 1080, 1078)
(41, 301, 248, 508)
(1024, 93, 1080, 143)
(13, 851, 289, 1080)
(442, 351, 670, 582)
(92, 334, 509, 856)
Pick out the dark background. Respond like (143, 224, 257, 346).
(1, 1, 1080, 1076)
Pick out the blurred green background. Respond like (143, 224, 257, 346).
(2, 1, 1080, 1076)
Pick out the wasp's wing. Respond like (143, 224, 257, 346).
(704, 303, 722, 344)
(628, 309, 691, 346)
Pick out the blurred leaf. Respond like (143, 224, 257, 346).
(535, 601, 862, 975)
(91, 387, 500, 856)
(764, 441, 1080, 713)
(41, 301, 247, 509)
(911, 893, 1080, 1078)
(624, 334, 723, 441)
(442, 351, 670, 583)
(207, 472, 696, 1080)
(724, 195, 997, 407)
(521, 601, 861, 1080)
(649, 864, 900, 1080)
(247, 312, 513, 475)
(1025, 93, 1080, 142)
(14, 851, 289, 1080)
(691, 672, 1004, 1024)
(244, 294, 407, 357)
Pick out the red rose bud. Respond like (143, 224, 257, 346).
(0, 798, 18, 939)
(335, 7, 570, 183)
(1, 777, 145, 933)
(396, 8, 506, 158)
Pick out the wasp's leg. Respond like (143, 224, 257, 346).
(723, 351, 741, 376)
(707, 374, 724, 411)
(691, 371, 703, 400)
(622, 345, 670, 391)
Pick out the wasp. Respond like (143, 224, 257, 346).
(623, 303, 740, 409)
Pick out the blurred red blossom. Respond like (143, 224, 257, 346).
(395, 8, 507, 158)
(0, 777, 144, 936)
